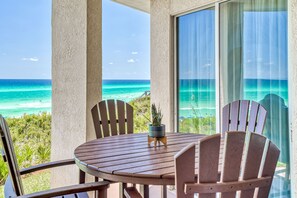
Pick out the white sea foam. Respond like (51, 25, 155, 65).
(0, 101, 51, 110)
(0, 88, 51, 93)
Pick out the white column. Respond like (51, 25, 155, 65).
(51, 0, 102, 187)
(150, 0, 174, 132)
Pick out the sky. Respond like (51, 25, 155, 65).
(0, 0, 150, 80)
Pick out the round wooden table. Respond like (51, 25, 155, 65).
(74, 133, 206, 197)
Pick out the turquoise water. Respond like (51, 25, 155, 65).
(0, 79, 150, 118)
(103, 80, 150, 101)
(0, 80, 52, 117)
(178, 79, 288, 118)
(0, 79, 288, 118)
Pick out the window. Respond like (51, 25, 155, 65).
(177, 8, 216, 135)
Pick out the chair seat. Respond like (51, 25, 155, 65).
(124, 187, 142, 198)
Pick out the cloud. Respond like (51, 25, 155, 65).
(127, 59, 136, 63)
(22, 57, 39, 62)
(131, 51, 138, 55)
(109, 62, 114, 65)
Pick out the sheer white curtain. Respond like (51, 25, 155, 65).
(220, 0, 289, 197)
(220, 2, 244, 105)
(177, 8, 216, 134)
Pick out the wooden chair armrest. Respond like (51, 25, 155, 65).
(20, 159, 75, 175)
(18, 181, 110, 198)
(124, 187, 142, 198)
(185, 177, 272, 194)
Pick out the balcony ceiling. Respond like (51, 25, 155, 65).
(111, 0, 150, 13)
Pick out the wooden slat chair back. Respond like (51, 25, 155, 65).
(0, 115, 24, 196)
(222, 100, 267, 135)
(91, 99, 134, 138)
(175, 131, 280, 198)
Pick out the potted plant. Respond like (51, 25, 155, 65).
(148, 103, 165, 138)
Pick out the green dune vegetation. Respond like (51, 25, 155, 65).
(179, 116, 216, 135)
(130, 96, 151, 132)
(0, 113, 51, 197)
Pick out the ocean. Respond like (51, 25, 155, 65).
(179, 79, 288, 119)
(179, 79, 288, 118)
(0, 79, 150, 118)
(0, 79, 288, 118)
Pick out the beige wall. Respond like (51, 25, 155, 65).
(150, 0, 174, 131)
(150, 0, 297, 197)
(170, 0, 217, 15)
(51, 0, 102, 187)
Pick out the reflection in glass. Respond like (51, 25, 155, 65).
(220, 0, 289, 197)
(177, 8, 216, 135)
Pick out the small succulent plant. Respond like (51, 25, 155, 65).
(151, 103, 163, 126)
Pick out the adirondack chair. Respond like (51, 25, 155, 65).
(124, 132, 279, 198)
(91, 99, 133, 138)
(0, 115, 109, 198)
(222, 100, 267, 134)
(92, 99, 147, 197)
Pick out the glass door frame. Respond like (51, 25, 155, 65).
(173, 2, 222, 133)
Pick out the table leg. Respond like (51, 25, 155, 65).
(98, 189, 108, 198)
(140, 184, 149, 198)
(79, 170, 86, 184)
(119, 183, 127, 198)
(161, 185, 167, 198)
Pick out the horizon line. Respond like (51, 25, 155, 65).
(0, 78, 151, 80)
(0, 78, 289, 81)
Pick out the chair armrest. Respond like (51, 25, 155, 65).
(124, 187, 142, 198)
(20, 159, 75, 175)
(18, 181, 110, 198)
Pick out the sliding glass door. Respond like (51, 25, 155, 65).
(177, 8, 216, 135)
(176, 0, 289, 197)
(220, 0, 289, 197)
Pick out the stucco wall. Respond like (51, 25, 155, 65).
(86, 0, 102, 141)
(150, 0, 174, 131)
(51, 0, 101, 187)
(170, 0, 218, 15)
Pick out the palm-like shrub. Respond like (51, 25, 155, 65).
(151, 103, 163, 126)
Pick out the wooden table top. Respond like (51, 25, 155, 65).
(74, 133, 207, 185)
